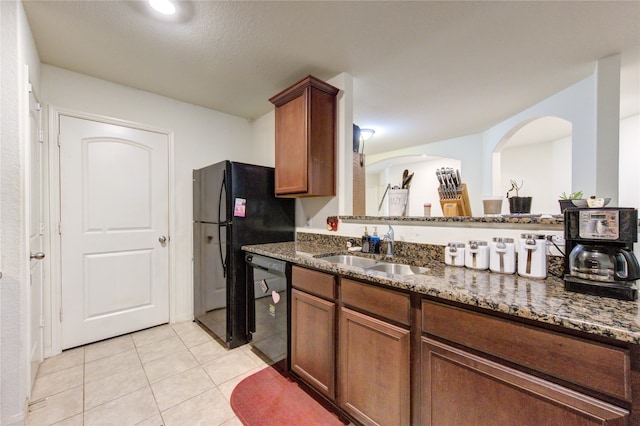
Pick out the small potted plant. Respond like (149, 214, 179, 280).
(558, 190, 584, 212)
(506, 179, 532, 214)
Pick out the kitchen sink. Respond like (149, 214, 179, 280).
(365, 263, 429, 276)
(316, 254, 429, 276)
(317, 255, 379, 268)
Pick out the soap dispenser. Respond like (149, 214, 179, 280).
(370, 227, 381, 254)
(362, 227, 370, 253)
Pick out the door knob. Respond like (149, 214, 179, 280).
(159, 236, 167, 244)
(30, 252, 45, 260)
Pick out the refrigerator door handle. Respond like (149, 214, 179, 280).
(218, 172, 228, 278)
(218, 172, 226, 224)
(218, 224, 227, 278)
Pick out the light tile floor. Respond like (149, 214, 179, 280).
(26, 321, 273, 426)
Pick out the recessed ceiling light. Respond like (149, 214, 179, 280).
(149, 0, 176, 15)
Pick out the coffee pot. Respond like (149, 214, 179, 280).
(568, 244, 640, 283)
(564, 207, 639, 300)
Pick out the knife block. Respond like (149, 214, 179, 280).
(438, 184, 472, 217)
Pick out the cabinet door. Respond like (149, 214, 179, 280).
(339, 307, 410, 426)
(271, 75, 338, 197)
(422, 337, 628, 426)
(274, 90, 308, 195)
(291, 288, 335, 399)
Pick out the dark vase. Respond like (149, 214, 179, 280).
(558, 199, 574, 213)
(508, 196, 532, 214)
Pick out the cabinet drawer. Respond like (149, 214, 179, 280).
(422, 337, 628, 425)
(422, 300, 630, 401)
(292, 266, 336, 300)
(341, 279, 411, 326)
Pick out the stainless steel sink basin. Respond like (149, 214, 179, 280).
(316, 254, 428, 276)
(365, 263, 429, 276)
(317, 255, 378, 268)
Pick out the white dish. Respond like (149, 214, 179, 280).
(572, 198, 611, 208)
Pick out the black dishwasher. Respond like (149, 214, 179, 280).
(245, 253, 290, 369)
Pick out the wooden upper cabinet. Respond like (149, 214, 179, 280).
(269, 75, 339, 197)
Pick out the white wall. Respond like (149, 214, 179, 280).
(250, 110, 276, 167)
(485, 57, 621, 205)
(41, 65, 257, 330)
(0, 3, 24, 423)
(368, 157, 461, 217)
(367, 67, 635, 216)
(366, 133, 485, 214)
(1, 1, 41, 424)
(501, 137, 571, 215)
(619, 114, 640, 207)
(552, 136, 572, 202)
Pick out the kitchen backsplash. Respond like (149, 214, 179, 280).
(296, 231, 565, 278)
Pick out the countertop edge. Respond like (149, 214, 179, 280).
(244, 242, 640, 345)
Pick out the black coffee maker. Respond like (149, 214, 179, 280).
(564, 207, 640, 300)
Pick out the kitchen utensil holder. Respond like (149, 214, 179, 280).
(388, 188, 410, 216)
(438, 183, 472, 217)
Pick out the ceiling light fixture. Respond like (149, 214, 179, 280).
(360, 128, 376, 141)
(149, 0, 176, 15)
(357, 128, 375, 166)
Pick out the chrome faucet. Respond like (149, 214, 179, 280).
(383, 224, 394, 258)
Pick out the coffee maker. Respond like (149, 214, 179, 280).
(564, 207, 640, 300)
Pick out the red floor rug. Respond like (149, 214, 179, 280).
(230, 366, 347, 426)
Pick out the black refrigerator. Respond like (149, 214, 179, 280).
(193, 161, 295, 348)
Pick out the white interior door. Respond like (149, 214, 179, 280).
(59, 115, 169, 349)
(29, 86, 44, 388)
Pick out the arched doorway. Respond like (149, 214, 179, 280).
(493, 116, 572, 215)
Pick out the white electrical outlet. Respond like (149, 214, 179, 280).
(537, 230, 565, 256)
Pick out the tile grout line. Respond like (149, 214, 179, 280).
(28, 322, 256, 426)
(136, 336, 164, 426)
(82, 346, 86, 426)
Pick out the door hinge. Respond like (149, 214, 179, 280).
(36, 102, 42, 112)
(39, 223, 45, 235)
(57, 134, 61, 147)
(28, 83, 33, 94)
(57, 223, 62, 235)
(40, 315, 45, 327)
(59, 308, 63, 322)
(39, 129, 44, 142)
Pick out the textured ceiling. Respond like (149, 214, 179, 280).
(22, 1, 640, 154)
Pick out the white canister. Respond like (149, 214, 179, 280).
(517, 234, 547, 278)
(490, 237, 516, 274)
(465, 240, 489, 270)
(445, 243, 466, 267)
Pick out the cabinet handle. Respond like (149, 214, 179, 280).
(30, 252, 45, 260)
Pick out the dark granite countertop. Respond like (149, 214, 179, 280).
(339, 214, 565, 227)
(243, 241, 640, 344)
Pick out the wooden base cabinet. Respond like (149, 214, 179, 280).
(339, 307, 410, 426)
(291, 288, 336, 399)
(422, 337, 628, 425)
